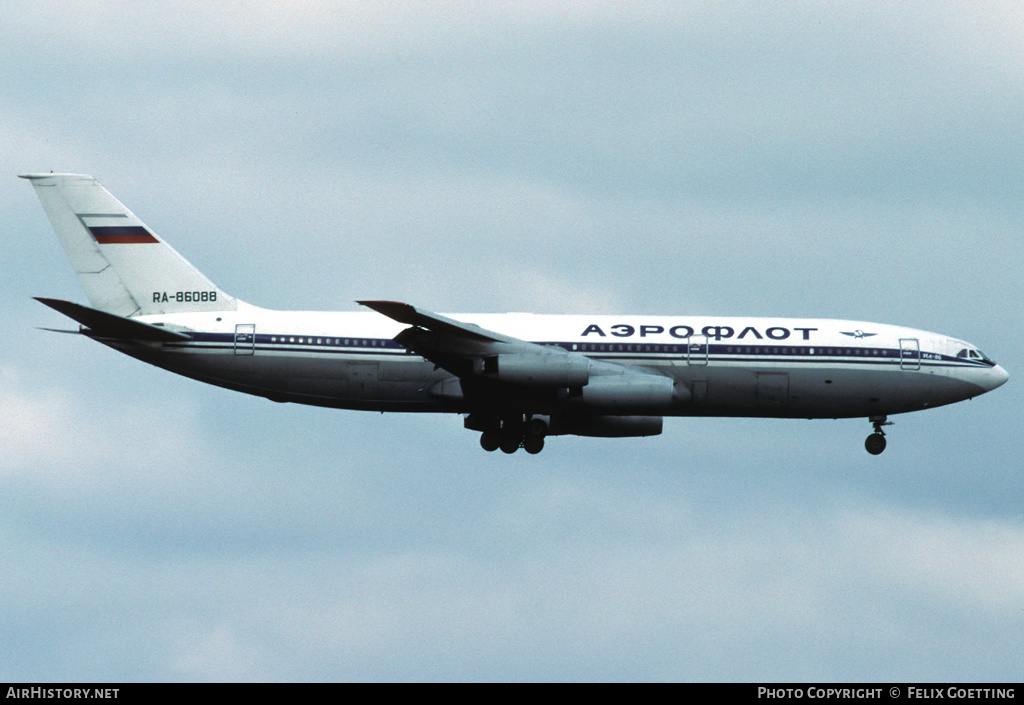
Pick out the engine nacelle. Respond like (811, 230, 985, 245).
(573, 373, 679, 410)
(483, 353, 590, 387)
(554, 415, 663, 438)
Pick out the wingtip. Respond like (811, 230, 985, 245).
(357, 299, 408, 307)
(358, 300, 414, 314)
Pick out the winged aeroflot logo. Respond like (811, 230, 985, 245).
(840, 330, 877, 339)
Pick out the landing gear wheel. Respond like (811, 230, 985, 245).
(865, 415, 893, 455)
(527, 417, 548, 438)
(499, 430, 522, 454)
(865, 432, 887, 455)
(522, 416, 547, 455)
(498, 418, 526, 454)
(523, 435, 545, 455)
(480, 431, 500, 452)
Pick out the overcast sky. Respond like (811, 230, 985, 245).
(2, 1, 1023, 681)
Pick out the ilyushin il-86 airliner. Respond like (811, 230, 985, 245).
(23, 173, 1008, 455)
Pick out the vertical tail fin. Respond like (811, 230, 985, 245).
(21, 173, 238, 316)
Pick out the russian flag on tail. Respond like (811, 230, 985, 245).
(88, 225, 159, 244)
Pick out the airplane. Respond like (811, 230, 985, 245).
(22, 173, 1008, 455)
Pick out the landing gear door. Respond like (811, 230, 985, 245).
(899, 338, 920, 370)
(234, 324, 255, 356)
(687, 334, 708, 366)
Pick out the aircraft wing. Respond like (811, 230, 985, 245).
(359, 299, 582, 380)
(35, 297, 192, 342)
(360, 300, 683, 411)
(357, 300, 516, 344)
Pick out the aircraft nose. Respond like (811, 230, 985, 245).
(985, 364, 1010, 391)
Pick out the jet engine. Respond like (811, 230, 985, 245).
(572, 373, 681, 410)
(482, 353, 590, 387)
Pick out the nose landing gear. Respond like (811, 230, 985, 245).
(865, 415, 893, 455)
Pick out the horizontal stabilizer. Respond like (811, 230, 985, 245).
(36, 327, 82, 335)
(35, 297, 191, 342)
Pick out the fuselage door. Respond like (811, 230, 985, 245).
(900, 338, 920, 370)
(687, 334, 709, 366)
(348, 362, 379, 398)
(234, 324, 255, 356)
(757, 372, 789, 409)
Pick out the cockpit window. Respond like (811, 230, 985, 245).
(958, 347, 996, 365)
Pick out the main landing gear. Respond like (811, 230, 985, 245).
(865, 415, 893, 455)
(479, 416, 548, 455)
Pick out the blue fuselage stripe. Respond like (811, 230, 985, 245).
(160, 332, 990, 371)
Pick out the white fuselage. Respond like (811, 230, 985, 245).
(103, 306, 1008, 420)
